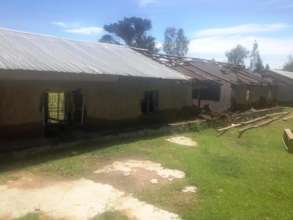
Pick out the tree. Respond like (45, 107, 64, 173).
(265, 64, 270, 71)
(99, 17, 158, 52)
(283, 55, 293, 72)
(99, 34, 120, 45)
(250, 41, 264, 72)
(225, 45, 249, 65)
(163, 27, 189, 56)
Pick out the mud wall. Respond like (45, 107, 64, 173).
(0, 73, 192, 138)
(276, 85, 293, 104)
(192, 82, 232, 113)
(231, 85, 277, 110)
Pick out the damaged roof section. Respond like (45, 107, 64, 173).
(263, 69, 293, 87)
(136, 50, 272, 86)
(0, 28, 188, 80)
(272, 70, 293, 80)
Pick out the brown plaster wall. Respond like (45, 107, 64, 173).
(277, 85, 293, 104)
(231, 85, 277, 109)
(192, 82, 232, 113)
(0, 74, 192, 137)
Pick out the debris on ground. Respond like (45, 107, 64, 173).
(182, 186, 197, 193)
(94, 160, 185, 181)
(283, 114, 293, 121)
(166, 136, 197, 147)
(231, 107, 282, 122)
(238, 115, 286, 137)
(0, 178, 182, 220)
(217, 110, 290, 137)
(150, 179, 159, 184)
(283, 129, 293, 153)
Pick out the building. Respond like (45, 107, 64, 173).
(0, 28, 192, 139)
(264, 70, 293, 105)
(137, 51, 276, 113)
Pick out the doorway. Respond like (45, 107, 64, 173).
(43, 90, 85, 132)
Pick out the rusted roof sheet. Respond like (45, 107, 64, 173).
(264, 70, 293, 86)
(0, 28, 188, 80)
(189, 60, 269, 86)
(137, 50, 270, 86)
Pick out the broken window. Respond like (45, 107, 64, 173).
(141, 91, 159, 114)
(71, 90, 85, 124)
(47, 92, 65, 124)
(192, 84, 221, 101)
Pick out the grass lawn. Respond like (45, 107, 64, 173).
(1, 118, 293, 220)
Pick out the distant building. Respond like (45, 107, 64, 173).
(137, 51, 277, 113)
(264, 69, 293, 105)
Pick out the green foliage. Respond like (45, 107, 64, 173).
(13, 213, 40, 220)
(163, 27, 189, 56)
(283, 55, 293, 72)
(265, 64, 270, 71)
(100, 17, 158, 52)
(250, 41, 264, 72)
(92, 211, 129, 220)
(99, 34, 120, 45)
(225, 44, 249, 65)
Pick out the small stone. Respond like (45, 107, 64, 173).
(182, 186, 197, 193)
(150, 179, 159, 184)
(123, 172, 131, 176)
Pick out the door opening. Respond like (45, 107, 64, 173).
(72, 89, 85, 125)
(47, 92, 65, 124)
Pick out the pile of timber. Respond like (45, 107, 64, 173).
(283, 129, 293, 153)
(217, 110, 290, 138)
(199, 107, 284, 124)
(231, 107, 283, 122)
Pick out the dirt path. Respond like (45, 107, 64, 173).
(0, 160, 196, 220)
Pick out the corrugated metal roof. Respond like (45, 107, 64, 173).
(189, 60, 269, 85)
(272, 69, 293, 80)
(134, 50, 269, 86)
(0, 28, 188, 80)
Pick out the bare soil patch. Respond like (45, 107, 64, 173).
(94, 160, 185, 180)
(93, 167, 169, 193)
(0, 177, 181, 220)
(93, 160, 185, 192)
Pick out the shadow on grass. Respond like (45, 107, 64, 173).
(0, 122, 206, 174)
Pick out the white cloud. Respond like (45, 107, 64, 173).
(189, 35, 293, 55)
(195, 23, 289, 37)
(156, 41, 163, 49)
(65, 27, 103, 35)
(51, 22, 67, 28)
(52, 22, 103, 36)
(189, 23, 293, 68)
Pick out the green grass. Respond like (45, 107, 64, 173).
(2, 118, 293, 220)
(13, 213, 40, 220)
(91, 211, 130, 220)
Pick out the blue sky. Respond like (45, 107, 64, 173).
(0, 0, 292, 68)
